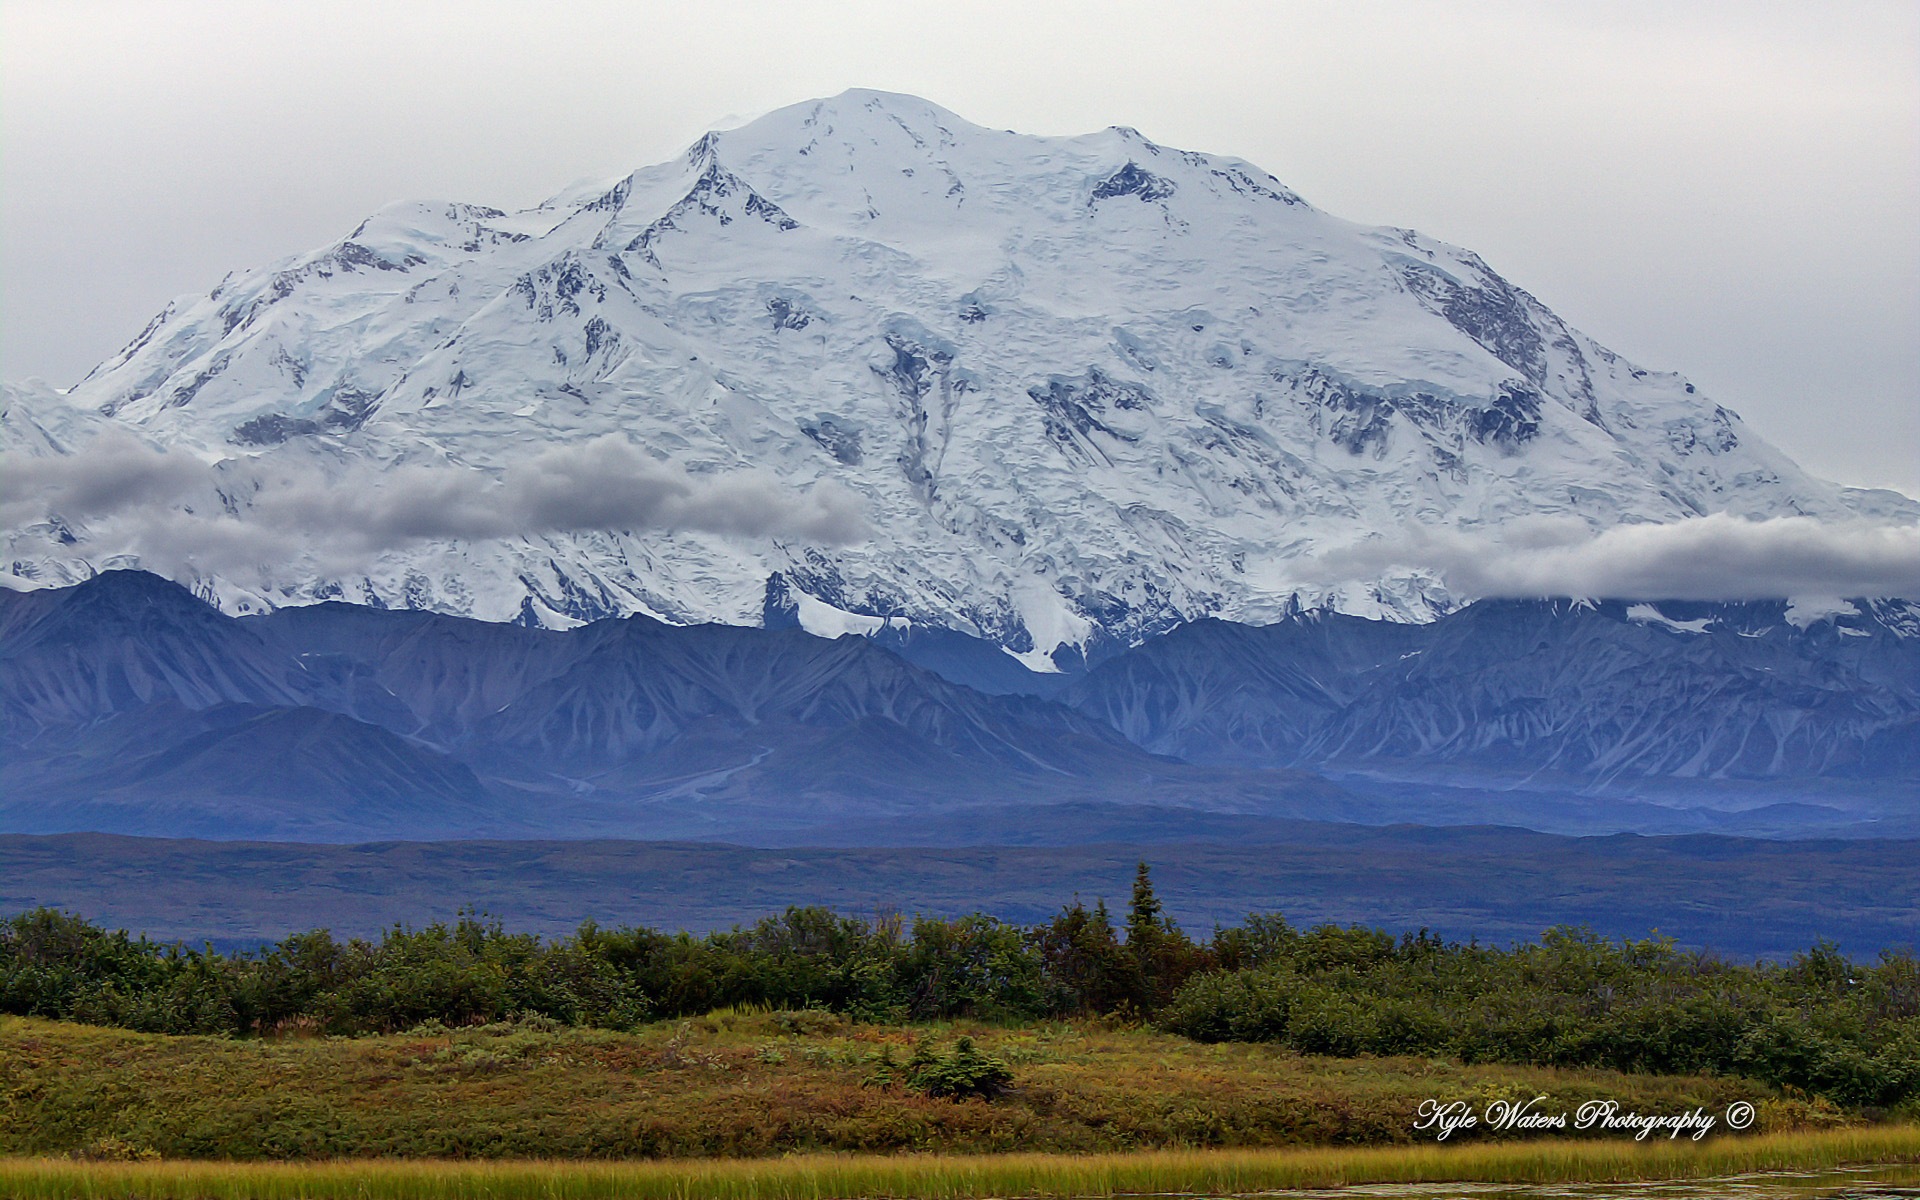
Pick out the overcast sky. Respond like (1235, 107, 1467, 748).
(4, 0, 1915, 495)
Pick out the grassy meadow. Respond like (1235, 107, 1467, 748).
(0, 1009, 1861, 1162)
(6, 889, 1917, 1195)
(1, 1128, 1918, 1199)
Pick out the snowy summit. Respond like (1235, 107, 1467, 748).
(0, 90, 1890, 665)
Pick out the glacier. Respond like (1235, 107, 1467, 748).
(2, 89, 1907, 663)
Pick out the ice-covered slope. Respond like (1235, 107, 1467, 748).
(1, 91, 1890, 660)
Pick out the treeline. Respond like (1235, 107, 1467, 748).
(3, 865, 1917, 1108)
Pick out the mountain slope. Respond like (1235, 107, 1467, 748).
(0, 574, 1912, 843)
(1060, 615, 1426, 764)
(0, 571, 1351, 840)
(0, 701, 509, 841)
(4, 90, 1896, 663)
(1063, 598, 1920, 783)
(0, 569, 301, 737)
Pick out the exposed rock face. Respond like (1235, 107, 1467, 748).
(1061, 599, 1920, 782)
(1, 574, 1910, 844)
(0, 571, 1353, 841)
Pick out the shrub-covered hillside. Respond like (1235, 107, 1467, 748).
(4, 865, 1917, 1108)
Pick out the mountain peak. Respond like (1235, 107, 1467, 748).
(757, 87, 981, 136)
(1, 93, 1887, 655)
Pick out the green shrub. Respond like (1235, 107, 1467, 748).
(905, 1035, 1014, 1101)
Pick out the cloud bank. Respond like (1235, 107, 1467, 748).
(1309, 514, 1920, 601)
(1, 430, 207, 520)
(2, 433, 869, 575)
(10, 434, 1914, 602)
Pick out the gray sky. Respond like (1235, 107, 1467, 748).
(5, 0, 1916, 495)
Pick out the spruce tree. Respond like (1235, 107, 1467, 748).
(1126, 861, 1162, 952)
(1126, 861, 1162, 1011)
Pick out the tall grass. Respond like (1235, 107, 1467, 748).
(3, 1126, 1918, 1200)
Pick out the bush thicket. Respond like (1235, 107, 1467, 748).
(3, 865, 1915, 1107)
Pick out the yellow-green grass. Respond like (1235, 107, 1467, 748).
(4, 1010, 1861, 1163)
(0, 1128, 1917, 1199)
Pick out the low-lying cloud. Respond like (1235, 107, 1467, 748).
(3, 433, 870, 575)
(1309, 514, 1920, 601)
(1, 430, 207, 520)
(12, 434, 1914, 602)
(249, 436, 871, 549)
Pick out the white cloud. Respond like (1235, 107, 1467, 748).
(1308, 514, 1920, 601)
(0, 429, 205, 522)
(3, 433, 869, 576)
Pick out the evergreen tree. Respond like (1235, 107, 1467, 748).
(1034, 896, 1133, 1015)
(1123, 862, 1209, 1013)
(1126, 862, 1164, 1010)
(1127, 862, 1163, 954)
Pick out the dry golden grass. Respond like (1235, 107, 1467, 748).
(0, 1127, 1917, 1198)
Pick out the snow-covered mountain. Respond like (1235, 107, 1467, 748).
(2, 90, 1900, 662)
